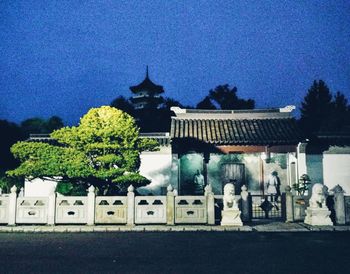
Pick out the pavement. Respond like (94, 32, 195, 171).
(1, 221, 350, 232)
(2, 230, 350, 273)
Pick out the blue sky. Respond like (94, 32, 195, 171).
(1, 1, 349, 125)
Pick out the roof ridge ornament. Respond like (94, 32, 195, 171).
(279, 105, 296, 113)
(170, 106, 186, 114)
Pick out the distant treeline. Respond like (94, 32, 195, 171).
(1, 80, 350, 177)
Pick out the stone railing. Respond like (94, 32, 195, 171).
(2, 184, 249, 226)
(285, 185, 349, 225)
(16, 197, 49, 224)
(0, 196, 9, 224)
(95, 196, 127, 224)
(345, 195, 350, 225)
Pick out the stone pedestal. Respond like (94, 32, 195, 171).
(221, 209, 243, 226)
(304, 207, 333, 226)
(304, 183, 333, 226)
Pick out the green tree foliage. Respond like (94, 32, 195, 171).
(0, 171, 23, 193)
(196, 84, 255, 110)
(300, 80, 350, 135)
(8, 106, 158, 194)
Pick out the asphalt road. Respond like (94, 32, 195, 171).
(0, 232, 348, 274)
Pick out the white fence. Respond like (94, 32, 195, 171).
(175, 196, 207, 224)
(0, 184, 221, 226)
(292, 196, 308, 222)
(0, 197, 9, 224)
(95, 196, 127, 224)
(55, 197, 88, 224)
(135, 196, 167, 224)
(16, 197, 49, 224)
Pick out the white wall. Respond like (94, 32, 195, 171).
(323, 154, 350, 193)
(24, 178, 58, 197)
(137, 147, 173, 195)
(23, 148, 174, 197)
(297, 143, 307, 178)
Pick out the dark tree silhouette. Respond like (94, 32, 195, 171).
(20, 116, 64, 137)
(20, 118, 47, 136)
(196, 96, 217, 109)
(329, 91, 349, 129)
(46, 116, 64, 132)
(161, 97, 184, 109)
(300, 80, 350, 136)
(110, 96, 186, 132)
(300, 80, 334, 135)
(196, 84, 255, 110)
(110, 96, 134, 116)
(0, 120, 24, 170)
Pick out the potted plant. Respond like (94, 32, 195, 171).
(293, 174, 311, 196)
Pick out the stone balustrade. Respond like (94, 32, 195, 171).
(0, 184, 221, 226)
(5, 183, 349, 226)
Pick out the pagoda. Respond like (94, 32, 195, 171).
(129, 66, 164, 110)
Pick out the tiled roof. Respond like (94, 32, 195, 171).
(170, 118, 303, 145)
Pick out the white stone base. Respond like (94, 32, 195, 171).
(221, 209, 243, 226)
(304, 208, 333, 226)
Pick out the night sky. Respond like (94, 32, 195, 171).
(1, 1, 349, 125)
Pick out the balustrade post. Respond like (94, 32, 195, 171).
(127, 185, 135, 226)
(331, 185, 346, 225)
(240, 185, 250, 222)
(87, 185, 95, 225)
(205, 184, 215, 225)
(47, 192, 56, 225)
(285, 186, 294, 222)
(8, 185, 17, 226)
(166, 185, 175, 225)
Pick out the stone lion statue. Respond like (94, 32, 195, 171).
(223, 183, 238, 210)
(309, 183, 327, 208)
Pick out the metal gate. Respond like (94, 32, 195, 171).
(250, 194, 285, 220)
(222, 163, 245, 194)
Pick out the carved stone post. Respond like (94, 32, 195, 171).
(47, 192, 56, 225)
(332, 185, 345, 225)
(127, 185, 135, 226)
(87, 185, 95, 225)
(166, 185, 175, 225)
(285, 186, 294, 222)
(8, 185, 17, 226)
(240, 185, 250, 222)
(205, 184, 215, 225)
(19, 187, 24, 197)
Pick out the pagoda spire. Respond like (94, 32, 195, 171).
(146, 65, 149, 79)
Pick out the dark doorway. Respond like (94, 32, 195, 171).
(221, 163, 245, 195)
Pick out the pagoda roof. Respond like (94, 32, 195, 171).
(130, 67, 164, 94)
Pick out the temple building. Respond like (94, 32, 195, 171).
(169, 106, 304, 195)
(129, 66, 164, 110)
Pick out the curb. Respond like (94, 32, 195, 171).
(1, 223, 350, 233)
